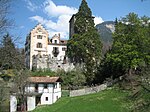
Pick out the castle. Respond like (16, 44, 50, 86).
(25, 24, 74, 71)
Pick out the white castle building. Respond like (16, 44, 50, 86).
(25, 24, 74, 71)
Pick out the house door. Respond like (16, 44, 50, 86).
(17, 97, 27, 111)
(36, 96, 41, 106)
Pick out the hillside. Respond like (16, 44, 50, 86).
(96, 21, 115, 43)
(32, 88, 132, 112)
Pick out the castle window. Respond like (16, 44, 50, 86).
(54, 40, 57, 44)
(37, 35, 42, 39)
(52, 47, 59, 57)
(62, 47, 67, 51)
(37, 43, 42, 48)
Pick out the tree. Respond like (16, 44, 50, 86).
(57, 68, 86, 90)
(105, 13, 150, 78)
(0, 79, 9, 112)
(0, 33, 25, 70)
(67, 0, 102, 85)
(0, 0, 12, 37)
(99, 13, 150, 111)
(11, 69, 31, 112)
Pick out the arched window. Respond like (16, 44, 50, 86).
(37, 43, 42, 48)
(54, 40, 57, 43)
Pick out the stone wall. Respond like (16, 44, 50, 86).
(32, 54, 74, 71)
(70, 84, 107, 97)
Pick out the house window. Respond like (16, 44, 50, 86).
(54, 83, 57, 88)
(37, 35, 42, 39)
(44, 84, 47, 89)
(45, 97, 48, 101)
(62, 47, 67, 51)
(37, 43, 42, 48)
(35, 84, 38, 92)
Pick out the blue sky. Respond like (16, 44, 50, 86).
(9, 0, 150, 47)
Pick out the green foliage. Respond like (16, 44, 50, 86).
(0, 69, 15, 81)
(104, 13, 150, 78)
(57, 68, 86, 90)
(0, 80, 9, 112)
(74, 0, 94, 34)
(32, 88, 131, 112)
(67, 0, 102, 84)
(0, 33, 24, 70)
(31, 69, 56, 77)
(130, 65, 150, 112)
(0, 33, 16, 69)
(31, 68, 86, 90)
(101, 13, 150, 111)
(61, 90, 70, 97)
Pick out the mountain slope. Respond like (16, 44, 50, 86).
(96, 21, 115, 43)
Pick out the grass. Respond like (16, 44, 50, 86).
(32, 87, 132, 112)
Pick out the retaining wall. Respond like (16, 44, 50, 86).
(70, 84, 107, 97)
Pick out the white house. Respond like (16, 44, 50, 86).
(10, 76, 62, 112)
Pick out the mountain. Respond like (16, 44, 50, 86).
(96, 21, 115, 43)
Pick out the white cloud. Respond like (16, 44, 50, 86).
(94, 16, 104, 25)
(30, 16, 47, 24)
(29, 0, 77, 39)
(29, 15, 71, 39)
(43, 0, 78, 17)
(24, 0, 38, 12)
(29, 0, 104, 39)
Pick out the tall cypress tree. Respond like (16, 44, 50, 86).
(67, 0, 102, 85)
(74, 0, 95, 34)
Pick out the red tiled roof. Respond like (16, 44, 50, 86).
(60, 40, 67, 44)
(28, 76, 62, 83)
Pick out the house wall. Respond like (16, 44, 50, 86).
(10, 82, 62, 112)
(38, 84, 44, 93)
(10, 95, 17, 112)
(27, 96, 36, 111)
(53, 82, 61, 103)
(26, 84, 35, 92)
(41, 93, 53, 104)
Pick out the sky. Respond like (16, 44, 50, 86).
(9, 0, 150, 47)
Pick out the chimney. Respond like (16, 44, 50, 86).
(58, 33, 60, 39)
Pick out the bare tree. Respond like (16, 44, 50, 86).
(11, 69, 31, 112)
(0, 0, 12, 37)
(0, 79, 10, 112)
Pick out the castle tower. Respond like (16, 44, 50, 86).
(25, 24, 49, 70)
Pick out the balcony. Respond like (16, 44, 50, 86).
(43, 89, 49, 93)
(52, 50, 59, 57)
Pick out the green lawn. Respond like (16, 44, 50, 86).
(32, 88, 132, 112)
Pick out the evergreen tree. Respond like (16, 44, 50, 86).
(105, 12, 150, 78)
(0, 33, 24, 69)
(67, 0, 102, 85)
